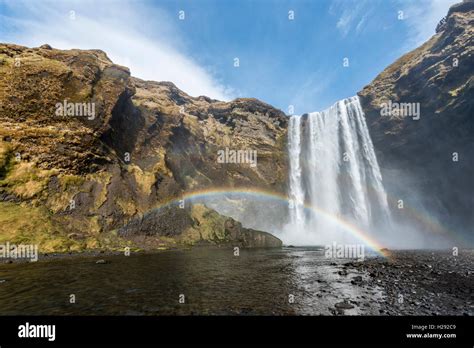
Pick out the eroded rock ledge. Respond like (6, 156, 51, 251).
(118, 204, 283, 249)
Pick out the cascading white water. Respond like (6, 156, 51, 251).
(288, 116, 306, 230)
(285, 96, 391, 245)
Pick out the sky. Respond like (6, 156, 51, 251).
(0, 0, 458, 113)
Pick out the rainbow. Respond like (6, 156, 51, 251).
(362, 183, 465, 246)
(143, 186, 390, 256)
(336, 171, 457, 242)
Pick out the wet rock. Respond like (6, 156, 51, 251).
(344, 250, 474, 316)
(335, 301, 355, 310)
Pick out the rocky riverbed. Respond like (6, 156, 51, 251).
(343, 249, 474, 316)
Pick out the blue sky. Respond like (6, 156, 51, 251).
(0, 0, 457, 113)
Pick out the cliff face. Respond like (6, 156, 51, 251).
(358, 1, 474, 241)
(0, 43, 286, 251)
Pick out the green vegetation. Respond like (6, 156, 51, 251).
(0, 202, 75, 252)
(0, 143, 56, 199)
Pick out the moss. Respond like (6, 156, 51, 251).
(0, 200, 135, 253)
(186, 204, 230, 243)
(89, 171, 111, 210)
(47, 171, 111, 213)
(92, 229, 133, 251)
(0, 143, 14, 180)
(116, 197, 137, 216)
(44, 174, 87, 213)
(0, 202, 79, 253)
(85, 238, 99, 249)
(0, 158, 56, 199)
(88, 215, 102, 236)
(59, 174, 85, 190)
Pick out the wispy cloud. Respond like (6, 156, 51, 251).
(397, 0, 459, 47)
(331, 0, 371, 37)
(289, 69, 335, 114)
(355, 15, 368, 34)
(0, 0, 233, 100)
(336, 12, 354, 37)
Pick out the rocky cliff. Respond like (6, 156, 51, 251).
(0, 43, 286, 252)
(358, 1, 473, 243)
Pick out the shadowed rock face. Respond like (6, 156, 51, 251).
(358, 1, 474, 242)
(0, 43, 287, 251)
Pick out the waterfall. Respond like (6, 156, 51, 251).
(285, 96, 391, 245)
(288, 116, 306, 230)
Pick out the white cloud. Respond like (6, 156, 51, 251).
(289, 69, 335, 114)
(0, 0, 232, 100)
(355, 15, 367, 34)
(336, 13, 352, 37)
(332, 0, 370, 37)
(399, 0, 459, 46)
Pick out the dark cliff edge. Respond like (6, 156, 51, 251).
(358, 1, 474, 244)
(0, 44, 286, 252)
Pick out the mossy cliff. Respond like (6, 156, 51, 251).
(0, 44, 286, 252)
